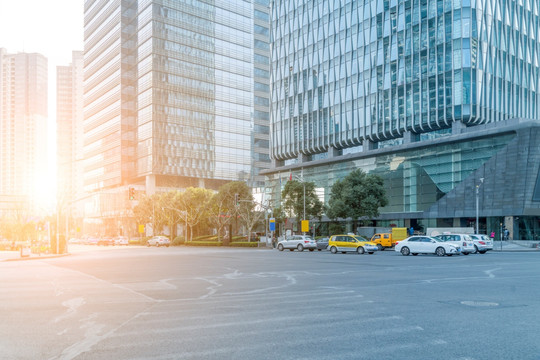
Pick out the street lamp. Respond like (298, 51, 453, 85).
(292, 174, 307, 235)
(475, 178, 484, 234)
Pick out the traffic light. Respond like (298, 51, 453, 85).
(234, 193, 239, 206)
(129, 187, 135, 200)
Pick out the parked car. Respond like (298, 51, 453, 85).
(395, 236, 460, 256)
(328, 234, 378, 254)
(468, 234, 494, 253)
(434, 234, 475, 255)
(147, 236, 170, 247)
(114, 236, 129, 246)
(315, 237, 329, 251)
(277, 235, 317, 252)
(97, 237, 114, 246)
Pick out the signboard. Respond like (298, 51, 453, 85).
(138, 224, 145, 233)
(301, 220, 309, 233)
(269, 218, 275, 231)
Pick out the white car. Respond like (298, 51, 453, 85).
(147, 236, 170, 247)
(114, 236, 129, 246)
(435, 234, 476, 255)
(277, 235, 317, 252)
(468, 234, 494, 253)
(395, 236, 460, 256)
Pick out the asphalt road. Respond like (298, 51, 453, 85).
(1, 246, 540, 360)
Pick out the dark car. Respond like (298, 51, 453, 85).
(316, 237, 329, 251)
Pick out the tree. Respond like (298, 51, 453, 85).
(177, 187, 213, 241)
(326, 169, 388, 228)
(211, 181, 252, 237)
(281, 180, 324, 228)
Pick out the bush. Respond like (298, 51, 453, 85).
(172, 236, 185, 246)
(129, 237, 149, 245)
(192, 235, 217, 241)
(230, 242, 259, 247)
(185, 241, 222, 247)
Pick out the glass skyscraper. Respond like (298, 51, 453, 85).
(266, 0, 540, 239)
(83, 0, 270, 234)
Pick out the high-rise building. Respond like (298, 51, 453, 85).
(266, 0, 540, 239)
(57, 51, 84, 205)
(0, 49, 48, 215)
(83, 0, 270, 234)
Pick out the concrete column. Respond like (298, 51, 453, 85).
(403, 131, 418, 144)
(363, 139, 375, 151)
(146, 175, 156, 196)
(452, 120, 466, 135)
(328, 146, 339, 158)
(298, 152, 309, 163)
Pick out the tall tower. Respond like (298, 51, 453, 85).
(57, 51, 84, 218)
(0, 49, 48, 215)
(83, 0, 270, 234)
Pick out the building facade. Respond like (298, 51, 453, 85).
(82, 0, 270, 235)
(266, 0, 540, 239)
(57, 51, 84, 207)
(0, 49, 48, 215)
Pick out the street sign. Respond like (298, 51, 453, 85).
(301, 220, 309, 232)
(138, 224, 145, 233)
(269, 218, 275, 231)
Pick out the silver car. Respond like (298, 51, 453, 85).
(147, 236, 170, 247)
(277, 235, 317, 252)
(435, 234, 476, 255)
(469, 234, 494, 254)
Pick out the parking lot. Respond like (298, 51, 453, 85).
(1, 246, 540, 359)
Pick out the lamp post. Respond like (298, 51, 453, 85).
(292, 174, 307, 235)
(475, 178, 484, 234)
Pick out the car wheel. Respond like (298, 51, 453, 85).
(330, 246, 337, 254)
(289, 249, 294, 251)
(479, 250, 487, 254)
(357, 246, 365, 254)
(278, 244, 284, 251)
(377, 244, 383, 251)
(368, 252, 374, 254)
(412, 253, 418, 256)
(309, 248, 314, 252)
(401, 247, 410, 256)
(317, 249, 322, 251)
(474, 245, 479, 254)
(435, 247, 446, 256)
(297, 244, 304, 252)
(463, 252, 469, 255)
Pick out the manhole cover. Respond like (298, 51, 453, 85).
(460, 301, 499, 307)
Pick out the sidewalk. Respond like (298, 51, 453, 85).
(0, 250, 71, 262)
(491, 241, 540, 252)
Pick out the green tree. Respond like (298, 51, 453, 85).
(281, 180, 324, 227)
(211, 181, 252, 237)
(326, 169, 388, 228)
(177, 187, 214, 241)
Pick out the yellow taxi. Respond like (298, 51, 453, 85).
(328, 234, 379, 254)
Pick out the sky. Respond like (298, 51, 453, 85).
(0, 0, 84, 207)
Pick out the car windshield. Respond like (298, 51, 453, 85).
(353, 235, 368, 241)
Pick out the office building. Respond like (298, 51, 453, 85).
(83, 0, 270, 234)
(266, 0, 540, 239)
(0, 49, 48, 215)
(57, 51, 84, 206)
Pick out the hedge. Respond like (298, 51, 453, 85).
(230, 242, 259, 247)
(184, 241, 222, 247)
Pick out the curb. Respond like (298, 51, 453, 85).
(3, 253, 71, 262)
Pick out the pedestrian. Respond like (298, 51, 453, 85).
(490, 231, 495, 240)
(504, 229, 509, 240)
(409, 227, 414, 236)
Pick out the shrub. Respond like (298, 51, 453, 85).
(193, 235, 218, 241)
(172, 236, 185, 246)
(185, 241, 222, 247)
(230, 242, 259, 247)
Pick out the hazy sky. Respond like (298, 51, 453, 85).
(0, 0, 84, 207)
(0, 1, 84, 64)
